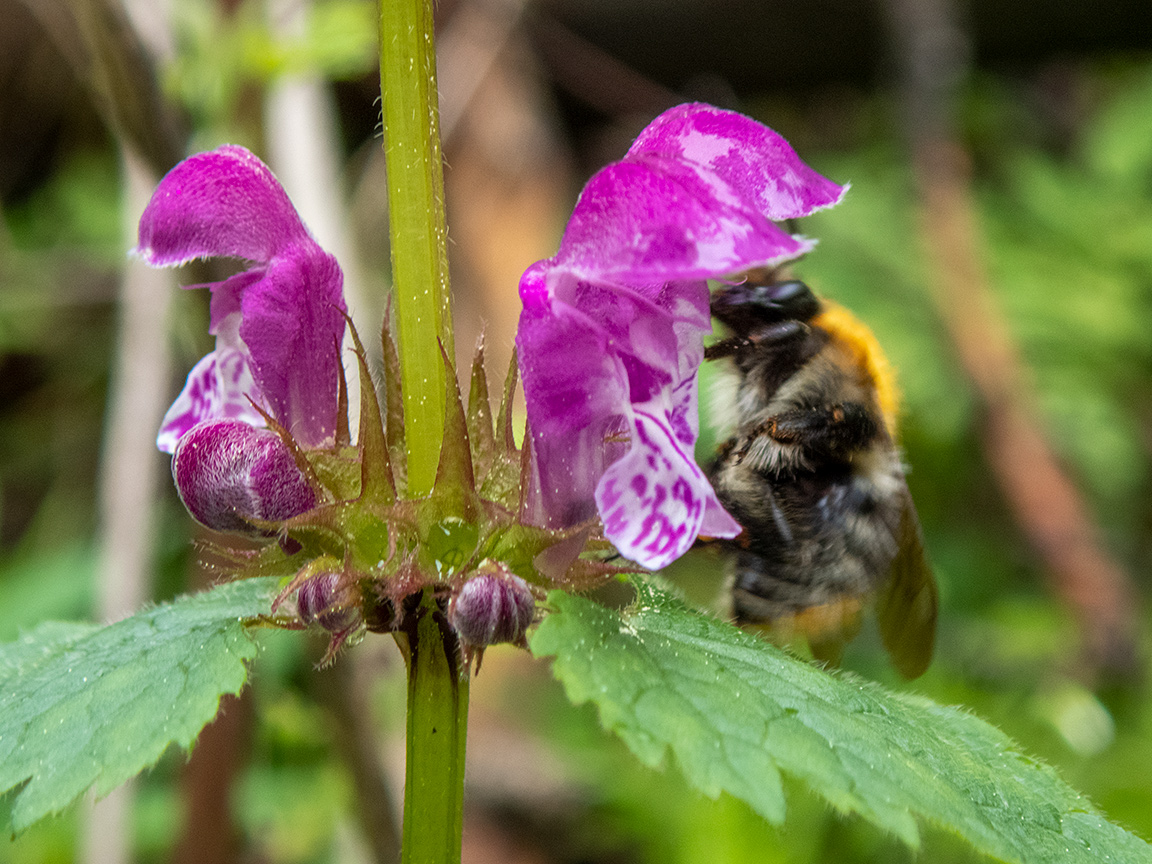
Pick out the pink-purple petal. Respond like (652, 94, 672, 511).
(238, 248, 345, 446)
(518, 261, 720, 532)
(138, 145, 347, 451)
(518, 291, 631, 525)
(207, 269, 262, 332)
(156, 321, 266, 454)
(556, 159, 811, 284)
(627, 102, 848, 221)
(702, 494, 743, 538)
(136, 145, 310, 267)
(157, 353, 221, 454)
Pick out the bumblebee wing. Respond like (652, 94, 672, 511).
(875, 492, 937, 679)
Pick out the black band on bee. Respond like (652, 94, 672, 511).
(704, 320, 810, 361)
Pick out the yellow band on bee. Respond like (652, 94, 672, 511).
(812, 301, 901, 438)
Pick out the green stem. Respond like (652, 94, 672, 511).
(401, 592, 470, 864)
(379, 4, 468, 860)
(379, 0, 453, 498)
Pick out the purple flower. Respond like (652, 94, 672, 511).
(136, 145, 347, 453)
(516, 103, 846, 570)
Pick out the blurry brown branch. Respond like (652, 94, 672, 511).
(529, 11, 680, 119)
(170, 691, 253, 864)
(881, 0, 1143, 678)
(22, 0, 185, 176)
(308, 653, 402, 864)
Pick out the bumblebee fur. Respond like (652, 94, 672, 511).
(706, 273, 936, 677)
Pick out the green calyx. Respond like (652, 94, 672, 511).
(217, 320, 624, 661)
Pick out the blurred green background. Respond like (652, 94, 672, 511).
(2, 0, 1150, 861)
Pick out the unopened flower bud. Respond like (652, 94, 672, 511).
(297, 572, 361, 634)
(449, 566, 535, 647)
(171, 419, 316, 533)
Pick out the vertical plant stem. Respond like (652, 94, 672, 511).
(380, 4, 469, 861)
(402, 592, 470, 864)
(380, 0, 453, 497)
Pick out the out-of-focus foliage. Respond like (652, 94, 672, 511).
(0, 546, 93, 643)
(235, 631, 359, 864)
(0, 147, 122, 558)
(167, 0, 377, 144)
(3, 149, 122, 259)
(800, 67, 1152, 548)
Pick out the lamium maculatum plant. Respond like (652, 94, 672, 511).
(117, 100, 1149, 864)
(3, 2, 1150, 862)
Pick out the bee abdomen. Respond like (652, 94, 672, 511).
(728, 472, 901, 624)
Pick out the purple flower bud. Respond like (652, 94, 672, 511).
(449, 566, 535, 647)
(171, 418, 316, 533)
(296, 572, 361, 634)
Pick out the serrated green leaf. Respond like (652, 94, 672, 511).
(0, 577, 279, 833)
(530, 577, 1152, 864)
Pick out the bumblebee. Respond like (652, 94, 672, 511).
(705, 275, 937, 678)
